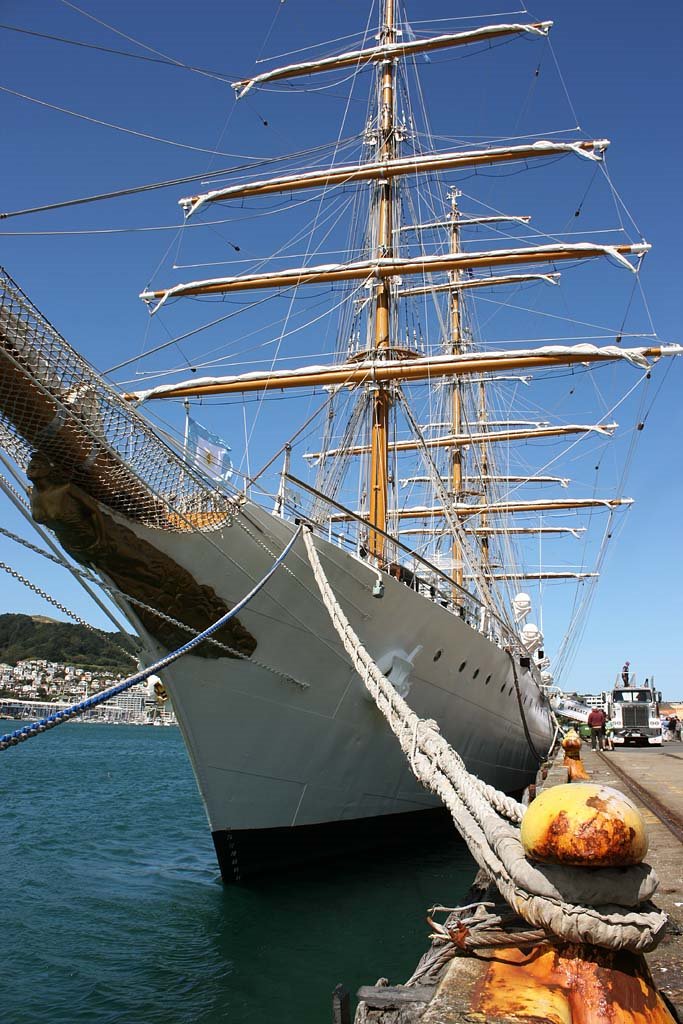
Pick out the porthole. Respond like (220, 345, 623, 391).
(433, 649, 443, 662)
(485, 675, 491, 685)
(509, 686, 514, 696)
(459, 661, 467, 672)
(500, 683, 506, 693)
(473, 668, 480, 680)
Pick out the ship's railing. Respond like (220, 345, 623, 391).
(0, 267, 237, 532)
(283, 471, 522, 651)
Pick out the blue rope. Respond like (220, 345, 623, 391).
(0, 524, 303, 751)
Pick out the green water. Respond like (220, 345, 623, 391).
(1, 723, 476, 1023)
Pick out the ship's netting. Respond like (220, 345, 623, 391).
(0, 267, 236, 532)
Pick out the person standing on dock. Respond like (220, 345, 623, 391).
(587, 707, 607, 750)
(604, 719, 615, 751)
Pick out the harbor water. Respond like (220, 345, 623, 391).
(2, 722, 477, 1024)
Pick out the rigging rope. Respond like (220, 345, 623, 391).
(302, 527, 667, 953)
(0, 21, 240, 80)
(0, 85, 252, 160)
(506, 651, 546, 762)
(0, 524, 303, 752)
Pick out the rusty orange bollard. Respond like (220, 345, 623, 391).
(561, 727, 590, 781)
(473, 943, 676, 1024)
(480, 792, 668, 1020)
(520, 783, 648, 867)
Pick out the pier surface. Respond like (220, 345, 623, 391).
(353, 744, 683, 1023)
(592, 746, 683, 1012)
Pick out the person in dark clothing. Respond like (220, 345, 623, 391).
(587, 707, 607, 751)
(621, 661, 630, 686)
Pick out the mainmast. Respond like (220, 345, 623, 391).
(478, 380, 490, 570)
(368, 0, 396, 562)
(449, 191, 464, 590)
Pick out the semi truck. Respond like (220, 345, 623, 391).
(602, 679, 662, 746)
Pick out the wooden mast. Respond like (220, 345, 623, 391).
(478, 380, 490, 570)
(368, 0, 396, 563)
(449, 191, 464, 591)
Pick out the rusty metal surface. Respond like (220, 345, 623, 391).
(472, 944, 676, 1024)
(520, 782, 647, 867)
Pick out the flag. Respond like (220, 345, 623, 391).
(187, 417, 232, 482)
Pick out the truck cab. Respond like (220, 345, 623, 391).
(602, 679, 662, 746)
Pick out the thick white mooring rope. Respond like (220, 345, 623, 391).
(303, 528, 667, 953)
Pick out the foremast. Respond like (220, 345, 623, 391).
(368, 0, 397, 563)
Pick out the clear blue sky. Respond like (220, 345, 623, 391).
(0, 0, 681, 695)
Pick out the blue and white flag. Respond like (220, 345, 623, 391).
(187, 418, 232, 482)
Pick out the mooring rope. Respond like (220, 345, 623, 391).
(302, 527, 667, 953)
(0, 524, 303, 751)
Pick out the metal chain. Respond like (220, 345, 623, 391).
(0, 525, 306, 752)
(235, 515, 299, 581)
(0, 560, 137, 662)
(0, 525, 308, 689)
(0, 471, 30, 509)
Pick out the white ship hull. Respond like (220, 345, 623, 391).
(118, 501, 554, 881)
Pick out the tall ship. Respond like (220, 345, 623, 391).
(0, 1, 678, 881)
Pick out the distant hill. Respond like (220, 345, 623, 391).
(0, 614, 139, 672)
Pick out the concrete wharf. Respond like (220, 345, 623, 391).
(350, 745, 683, 1024)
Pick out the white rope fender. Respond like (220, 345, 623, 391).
(303, 529, 667, 952)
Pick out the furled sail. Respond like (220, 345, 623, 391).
(139, 243, 647, 310)
(231, 22, 552, 97)
(179, 140, 607, 217)
(128, 344, 678, 402)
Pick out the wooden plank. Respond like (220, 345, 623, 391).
(356, 985, 435, 1009)
(332, 983, 351, 1024)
